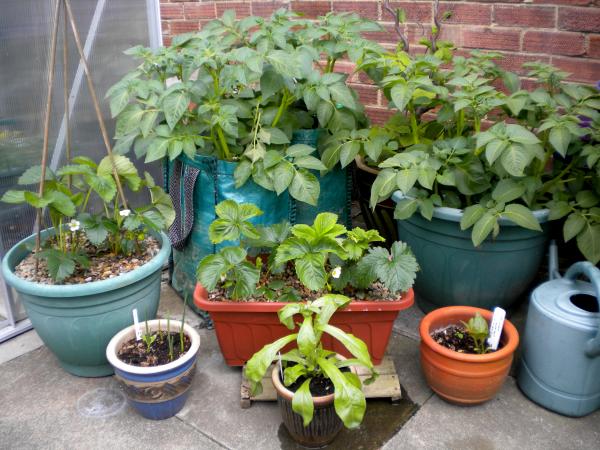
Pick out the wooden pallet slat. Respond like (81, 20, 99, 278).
(240, 355, 401, 408)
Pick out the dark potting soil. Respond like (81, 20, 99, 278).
(431, 325, 499, 355)
(117, 332, 191, 367)
(282, 364, 350, 397)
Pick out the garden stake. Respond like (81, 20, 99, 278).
(62, 2, 71, 186)
(35, 0, 130, 276)
(63, 0, 128, 210)
(34, 0, 61, 275)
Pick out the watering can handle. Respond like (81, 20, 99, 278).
(565, 262, 600, 358)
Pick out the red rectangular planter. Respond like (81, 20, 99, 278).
(193, 284, 414, 366)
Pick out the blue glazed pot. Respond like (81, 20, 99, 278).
(106, 319, 201, 420)
(1, 230, 171, 377)
(392, 192, 549, 312)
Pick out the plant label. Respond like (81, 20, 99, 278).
(132, 308, 142, 341)
(487, 307, 506, 351)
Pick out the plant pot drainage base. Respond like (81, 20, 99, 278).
(61, 362, 114, 378)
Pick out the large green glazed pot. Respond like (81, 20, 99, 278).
(1, 229, 171, 377)
(392, 192, 549, 312)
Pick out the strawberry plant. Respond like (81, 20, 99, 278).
(1, 155, 174, 281)
(196, 200, 419, 300)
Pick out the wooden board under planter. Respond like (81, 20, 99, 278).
(240, 356, 401, 408)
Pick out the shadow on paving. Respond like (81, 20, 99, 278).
(277, 395, 418, 450)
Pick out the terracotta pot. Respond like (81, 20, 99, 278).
(419, 306, 519, 405)
(194, 283, 414, 366)
(272, 359, 356, 447)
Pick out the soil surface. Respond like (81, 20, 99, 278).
(14, 236, 159, 285)
(207, 263, 400, 303)
(282, 364, 350, 397)
(117, 331, 192, 367)
(431, 324, 499, 355)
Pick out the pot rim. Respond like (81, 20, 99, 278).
(271, 354, 355, 406)
(1, 229, 171, 297)
(193, 283, 414, 312)
(419, 306, 519, 362)
(106, 319, 201, 375)
(354, 155, 379, 175)
(392, 191, 549, 225)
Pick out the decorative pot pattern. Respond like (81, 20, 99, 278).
(1, 230, 171, 377)
(419, 306, 519, 405)
(194, 283, 414, 366)
(106, 319, 201, 420)
(272, 363, 348, 447)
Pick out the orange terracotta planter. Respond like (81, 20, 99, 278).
(194, 283, 414, 366)
(419, 306, 519, 405)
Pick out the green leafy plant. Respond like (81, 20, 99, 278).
(166, 315, 174, 362)
(349, 42, 599, 263)
(1, 155, 175, 281)
(142, 320, 157, 352)
(461, 312, 490, 354)
(244, 294, 377, 429)
(180, 296, 187, 354)
(196, 200, 419, 301)
(106, 9, 381, 206)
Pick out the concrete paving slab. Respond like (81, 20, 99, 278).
(175, 326, 283, 450)
(0, 327, 43, 365)
(382, 377, 600, 450)
(157, 281, 202, 328)
(393, 304, 424, 340)
(179, 326, 420, 450)
(0, 346, 224, 450)
(386, 332, 433, 406)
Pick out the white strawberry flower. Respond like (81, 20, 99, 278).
(331, 266, 342, 279)
(68, 219, 80, 232)
(220, 274, 227, 283)
(119, 209, 131, 217)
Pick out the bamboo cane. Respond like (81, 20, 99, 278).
(34, 0, 62, 274)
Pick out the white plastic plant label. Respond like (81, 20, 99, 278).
(487, 307, 506, 351)
(132, 308, 142, 341)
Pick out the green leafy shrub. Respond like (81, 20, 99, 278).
(106, 9, 382, 206)
(244, 294, 377, 429)
(339, 42, 599, 263)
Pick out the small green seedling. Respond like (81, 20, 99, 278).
(142, 319, 156, 352)
(166, 315, 174, 362)
(462, 312, 490, 354)
(179, 296, 188, 354)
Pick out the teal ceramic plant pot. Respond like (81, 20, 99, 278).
(392, 192, 549, 312)
(1, 229, 171, 377)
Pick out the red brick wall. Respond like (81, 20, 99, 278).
(159, 1, 600, 123)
